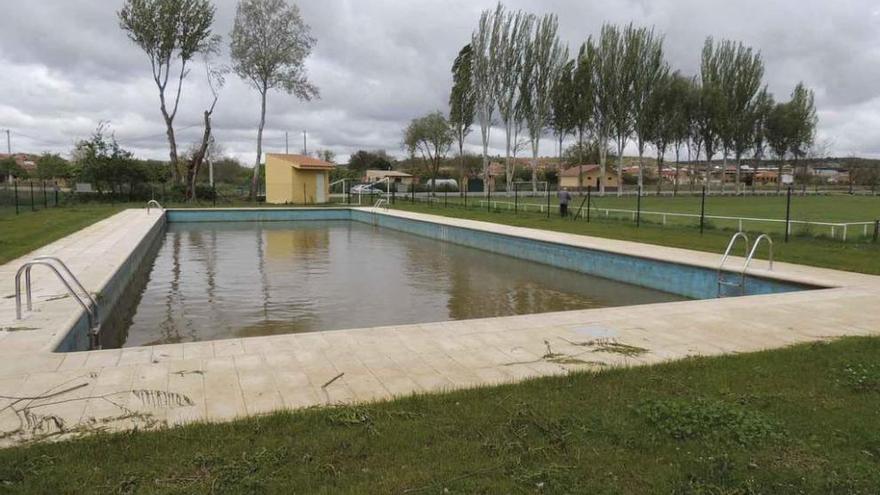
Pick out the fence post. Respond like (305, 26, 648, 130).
(546, 183, 551, 219)
(392, 186, 396, 205)
(784, 186, 792, 243)
(212, 184, 216, 207)
(444, 187, 447, 208)
(30, 181, 35, 211)
(41, 181, 47, 208)
(699, 185, 706, 235)
(514, 183, 518, 214)
(54, 182, 59, 206)
(873, 220, 879, 243)
(411, 184, 415, 203)
(636, 185, 641, 227)
(587, 185, 592, 222)
(487, 184, 491, 213)
(14, 182, 19, 214)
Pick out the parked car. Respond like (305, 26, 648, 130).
(351, 184, 384, 195)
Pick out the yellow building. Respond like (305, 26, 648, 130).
(559, 164, 619, 191)
(265, 154, 334, 204)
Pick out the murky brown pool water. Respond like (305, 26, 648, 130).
(114, 221, 684, 347)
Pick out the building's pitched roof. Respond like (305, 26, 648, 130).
(559, 164, 599, 177)
(267, 153, 335, 170)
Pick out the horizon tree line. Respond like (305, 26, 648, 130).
(443, 2, 819, 196)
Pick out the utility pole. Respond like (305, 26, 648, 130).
(302, 130, 307, 155)
(285, 131, 289, 154)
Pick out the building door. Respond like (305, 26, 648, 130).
(316, 173, 326, 203)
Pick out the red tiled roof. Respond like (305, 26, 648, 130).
(559, 164, 599, 177)
(268, 153, 335, 170)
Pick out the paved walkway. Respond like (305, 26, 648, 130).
(1, 208, 878, 446)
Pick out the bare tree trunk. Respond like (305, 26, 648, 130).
(721, 152, 728, 194)
(734, 154, 741, 194)
(656, 148, 663, 195)
(637, 143, 645, 192)
(673, 145, 680, 196)
(598, 132, 608, 196)
(186, 110, 213, 202)
(158, 96, 179, 184)
(251, 87, 267, 201)
(616, 138, 624, 197)
(776, 159, 783, 194)
(458, 137, 465, 197)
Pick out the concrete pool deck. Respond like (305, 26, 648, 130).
(1, 207, 878, 445)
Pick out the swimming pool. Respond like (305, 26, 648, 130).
(63, 208, 816, 351)
(108, 220, 687, 347)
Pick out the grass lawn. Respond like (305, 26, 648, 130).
(504, 191, 880, 223)
(2, 336, 879, 493)
(387, 200, 880, 274)
(0, 204, 133, 265)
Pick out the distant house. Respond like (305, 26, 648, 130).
(365, 169, 414, 192)
(0, 153, 37, 183)
(265, 153, 334, 204)
(559, 165, 619, 191)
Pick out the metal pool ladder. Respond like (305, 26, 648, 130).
(15, 256, 101, 349)
(717, 232, 774, 297)
(146, 199, 164, 214)
(374, 198, 388, 209)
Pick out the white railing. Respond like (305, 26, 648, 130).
(475, 199, 876, 242)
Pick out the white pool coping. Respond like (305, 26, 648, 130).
(1, 207, 878, 446)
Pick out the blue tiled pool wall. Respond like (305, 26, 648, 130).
(55, 213, 167, 352)
(165, 208, 813, 300)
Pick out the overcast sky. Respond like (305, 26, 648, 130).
(1, 0, 879, 164)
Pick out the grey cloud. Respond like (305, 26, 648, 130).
(1, 0, 879, 164)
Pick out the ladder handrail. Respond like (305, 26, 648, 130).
(15, 262, 98, 336)
(718, 232, 750, 273)
(146, 199, 164, 214)
(30, 256, 100, 325)
(745, 234, 774, 272)
(717, 232, 750, 297)
(374, 198, 388, 209)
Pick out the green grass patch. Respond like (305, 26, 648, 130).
(2, 337, 880, 493)
(0, 204, 132, 264)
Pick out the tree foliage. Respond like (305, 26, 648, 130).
(230, 0, 319, 199)
(118, 0, 218, 183)
(403, 112, 454, 193)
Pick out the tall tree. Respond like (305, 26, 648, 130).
(118, 0, 218, 185)
(631, 26, 668, 192)
(592, 26, 624, 195)
(608, 24, 643, 196)
(726, 43, 764, 193)
(571, 44, 596, 166)
(522, 13, 567, 192)
(185, 52, 227, 201)
(645, 71, 674, 194)
(666, 72, 693, 195)
(403, 112, 454, 195)
(686, 77, 704, 191)
(765, 101, 792, 193)
(787, 82, 818, 193)
(449, 44, 475, 196)
(698, 38, 727, 192)
(549, 59, 575, 165)
(470, 4, 503, 191)
(750, 89, 774, 192)
(230, 0, 319, 200)
(495, 8, 533, 194)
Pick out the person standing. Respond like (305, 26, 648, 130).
(557, 187, 572, 217)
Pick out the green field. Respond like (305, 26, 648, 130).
(394, 192, 880, 240)
(2, 336, 879, 493)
